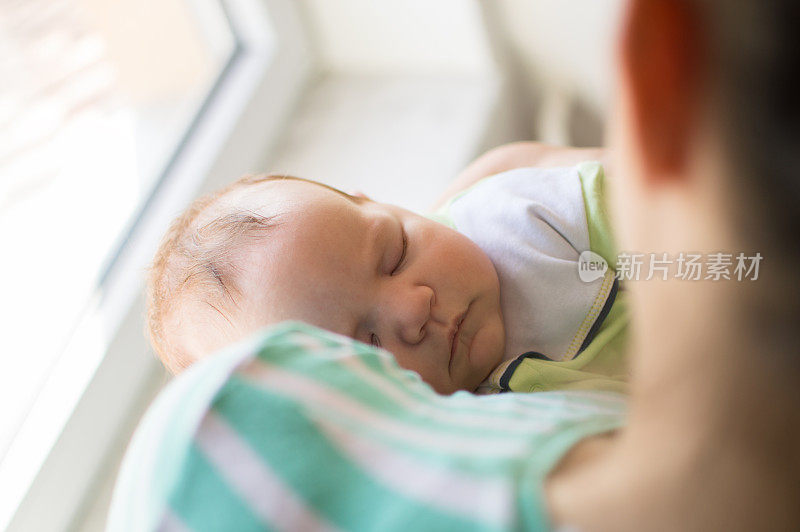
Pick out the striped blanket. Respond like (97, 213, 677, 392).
(108, 321, 625, 531)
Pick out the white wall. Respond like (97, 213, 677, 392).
(492, 0, 625, 112)
(297, 0, 626, 146)
(299, 0, 496, 76)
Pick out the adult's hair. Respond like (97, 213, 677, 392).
(699, 0, 800, 257)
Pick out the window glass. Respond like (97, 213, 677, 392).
(0, 0, 234, 458)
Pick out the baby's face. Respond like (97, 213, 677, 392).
(237, 180, 505, 394)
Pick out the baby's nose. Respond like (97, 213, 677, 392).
(387, 284, 434, 344)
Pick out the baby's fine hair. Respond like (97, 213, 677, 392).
(147, 174, 361, 373)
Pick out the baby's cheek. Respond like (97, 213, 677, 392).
(468, 316, 505, 384)
(390, 348, 429, 379)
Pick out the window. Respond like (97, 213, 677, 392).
(0, 0, 233, 463)
(0, 0, 309, 529)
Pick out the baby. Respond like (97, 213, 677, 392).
(148, 142, 627, 395)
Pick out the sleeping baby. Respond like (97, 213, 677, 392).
(147, 142, 628, 395)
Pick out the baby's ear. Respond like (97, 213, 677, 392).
(350, 190, 371, 200)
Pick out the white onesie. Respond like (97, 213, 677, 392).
(430, 163, 618, 365)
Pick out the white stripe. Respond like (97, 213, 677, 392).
(339, 356, 562, 433)
(334, 337, 625, 419)
(490, 389, 626, 417)
(195, 412, 341, 532)
(550, 389, 628, 409)
(286, 327, 626, 418)
(342, 351, 625, 422)
(317, 416, 514, 527)
(157, 509, 192, 532)
(239, 361, 541, 458)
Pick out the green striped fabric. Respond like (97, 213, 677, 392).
(108, 322, 626, 532)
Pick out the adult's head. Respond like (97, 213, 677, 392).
(610, 0, 799, 368)
(547, 1, 800, 528)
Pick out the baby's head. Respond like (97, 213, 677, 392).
(148, 175, 505, 394)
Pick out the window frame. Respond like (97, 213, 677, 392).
(0, 1, 312, 529)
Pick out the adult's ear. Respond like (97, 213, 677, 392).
(618, 0, 706, 182)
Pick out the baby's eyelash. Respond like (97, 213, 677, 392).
(370, 333, 381, 348)
(391, 229, 407, 275)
